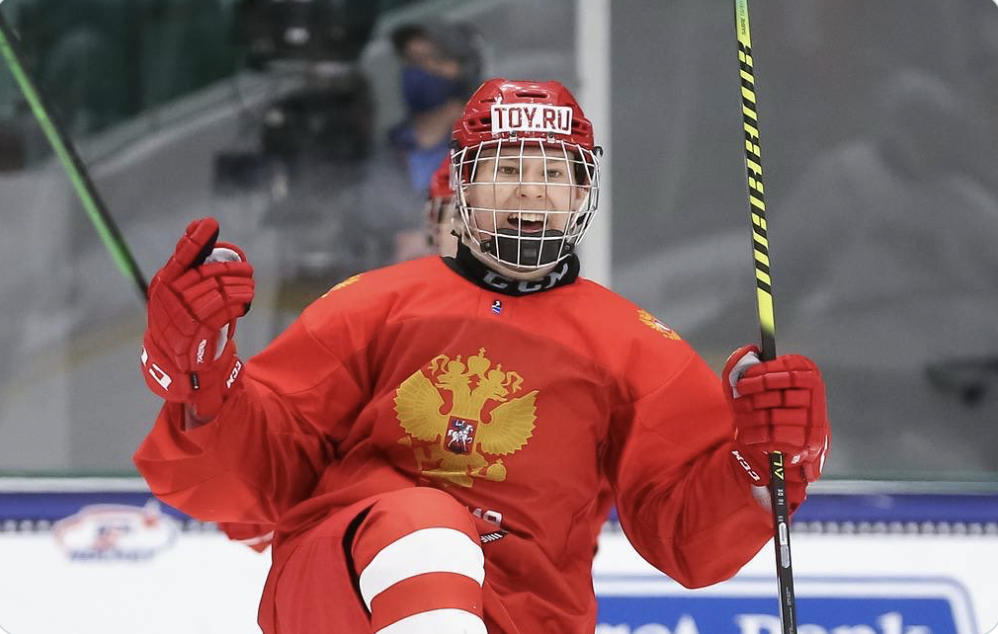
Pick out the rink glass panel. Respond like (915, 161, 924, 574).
(0, 0, 996, 481)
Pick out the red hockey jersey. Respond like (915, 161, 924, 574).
(134, 253, 774, 632)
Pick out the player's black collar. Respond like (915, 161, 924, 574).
(443, 242, 579, 296)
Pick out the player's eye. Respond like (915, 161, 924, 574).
(498, 165, 519, 176)
(546, 169, 563, 179)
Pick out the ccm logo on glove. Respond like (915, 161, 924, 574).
(226, 360, 243, 389)
(731, 449, 762, 483)
(140, 218, 254, 419)
(141, 346, 174, 391)
(722, 345, 830, 509)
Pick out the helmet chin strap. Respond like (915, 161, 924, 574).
(460, 233, 562, 281)
(481, 228, 572, 268)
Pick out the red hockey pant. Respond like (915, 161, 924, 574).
(270, 487, 488, 634)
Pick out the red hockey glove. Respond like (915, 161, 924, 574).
(140, 218, 254, 419)
(723, 345, 830, 496)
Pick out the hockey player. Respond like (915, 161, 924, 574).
(135, 78, 830, 634)
(425, 157, 458, 257)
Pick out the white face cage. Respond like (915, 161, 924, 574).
(451, 138, 601, 270)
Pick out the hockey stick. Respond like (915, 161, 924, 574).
(0, 11, 148, 299)
(732, 1, 797, 632)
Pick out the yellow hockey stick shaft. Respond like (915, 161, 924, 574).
(734, 2, 797, 632)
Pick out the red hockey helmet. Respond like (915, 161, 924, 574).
(429, 157, 454, 200)
(452, 78, 595, 151)
(425, 156, 458, 253)
(450, 78, 601, 271)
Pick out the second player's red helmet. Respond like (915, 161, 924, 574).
(450, 78, 602, 270)
(425, 157, 457, 252)
(428, 158, 454, 201)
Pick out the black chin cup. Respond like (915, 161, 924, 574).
(481, 229, 572, 267)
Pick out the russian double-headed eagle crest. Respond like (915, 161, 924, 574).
(394, 348, 538, 488)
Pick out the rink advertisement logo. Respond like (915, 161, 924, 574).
(491, 104, 573, 136)
(594, 576, 976, 634)
(395, 347, 537, 488)
(53, 500, 180, 562)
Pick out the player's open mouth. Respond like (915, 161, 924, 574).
(507, 214, 546, 232)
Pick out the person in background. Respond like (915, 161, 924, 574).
(389, 22, 483, 192)
(395, 156, 458, 261)
(388, 23, 482, 262)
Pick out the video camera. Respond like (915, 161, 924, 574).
(216, 0, 380, 190)
(234, 0, 378, 69)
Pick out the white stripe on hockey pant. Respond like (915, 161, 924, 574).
(376, 608, 487, 634)
(358, 527, 485, 610)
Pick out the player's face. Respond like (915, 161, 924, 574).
(462, 144, 588, 237)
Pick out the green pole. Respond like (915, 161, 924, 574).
(0, 10, 148, 299)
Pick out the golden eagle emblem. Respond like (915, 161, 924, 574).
(394, 348, 538, 488)
(638, 309, 682, 340)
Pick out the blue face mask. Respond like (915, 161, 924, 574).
(402, 67, 459, 114)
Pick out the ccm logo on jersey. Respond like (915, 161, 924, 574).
(491, 104, 573, 136)
(141, 346, 173, 391)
